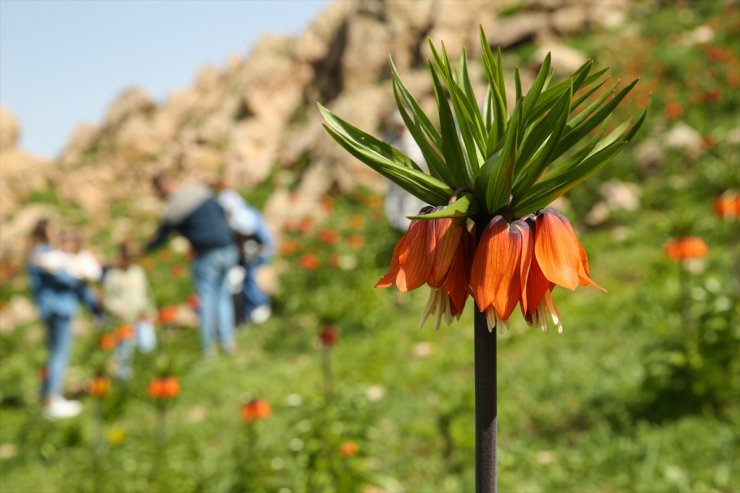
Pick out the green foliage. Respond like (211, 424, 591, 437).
(320, 30, 646, 221)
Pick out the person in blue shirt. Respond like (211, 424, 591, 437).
(145, 174, 238, 356)
(27, 220, 102, 420)
(213, 183, 274, 324)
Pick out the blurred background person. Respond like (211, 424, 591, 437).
(145, 173, 238, 356)
(26, 221, 102, 419)
(102, 239, 157, 379)
(212, 180, 274, 325)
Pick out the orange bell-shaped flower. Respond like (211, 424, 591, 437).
(471, 216, 531, 331)
(533, 209, 604, 292)
(377, 208, 472, 328)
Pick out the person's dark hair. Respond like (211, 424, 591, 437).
(118, 239, 136, 259)
(152, 173, 168, 190)
(30, 218, 50, 245)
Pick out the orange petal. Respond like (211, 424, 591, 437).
(428, 218, 463, 288)
(522, 255, 553, 321)
(397, 220, 430, 292)
(512, 219, 533, 313)
(470, 218, 498, 311)
(534, 210, 581, 290)
(442, 230, 471, 315)
(471, 216, 522, 320)
(375, 228, 410, 288)
(576, 240, 606, 292)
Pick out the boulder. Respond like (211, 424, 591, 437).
(60, 123, 100, 165)
(0, 106, 20, 151)
(552, 5, 589, 35)
(633, 138, 665, 174)
(664, 123, 703, 159)
(485, 12, 549, 49)
(534, 41, 588, 74)
(586, 180, 640, 226)
(104, 87, 155, 130)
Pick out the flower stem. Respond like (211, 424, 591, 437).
(322, 346, 334, 402)
(678, 261, 691, 330)
(474, 307, 497, 493)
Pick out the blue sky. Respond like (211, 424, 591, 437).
(0, 0, 329, 158)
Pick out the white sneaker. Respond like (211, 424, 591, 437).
(250, 305, 271, 324)
(44, 397, 82, 420)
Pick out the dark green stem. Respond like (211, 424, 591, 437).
(474, 308, 497, 493)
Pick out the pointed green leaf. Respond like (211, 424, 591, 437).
(322, 122, 452, 206)
(429, 63, 470, 187)
(407, 194, 475, 220)
(513, 140, 628, 216)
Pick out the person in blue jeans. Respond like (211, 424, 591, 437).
(145, 174, 238, 356)
(213, 184, 274, 324)
(27, 220, 102, 420)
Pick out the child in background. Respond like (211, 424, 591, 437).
(102, 240, 157, 379)
(27, 222, 103, 419)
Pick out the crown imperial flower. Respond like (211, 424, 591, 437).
(320, 30, 645, 332)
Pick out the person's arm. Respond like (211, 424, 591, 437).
(77, 282, 103, 317)
(254, 218, 275, 265)
(145, 222, 175, 252)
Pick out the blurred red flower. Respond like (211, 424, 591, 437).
(299, 253, 320, 270)
(90, 375, 111, 398)
(187, 294, 200, 310)
(664, 102, 683, 119)
(279, 240, 302, 256)
(665, 236, 709, 261)
(319, 325, 339, 347)
(158, 306, 178, 324)
(340, 441, 359, 457)
(149, 376, 180, 400)
(115, 325, 135, 341)
(319, 229, 340, 245)
(242, 399, 272, 423)
(713, 193, 740, 220)
(99, 334, 117, 351)
(347, 235, 365, 250)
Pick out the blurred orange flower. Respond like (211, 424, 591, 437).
(242, 399, 272, 423)
(713, 193, 739, 220)
(279, 240, 302, 256)
(149, 376, 180, 400)
(99, 334, 117, 351)
(90, 375, 111, 398)
(115, 324, 135, 341)
(320, 196, 333, 213)
(339, 441, 359, 457)
(347, 235, 365, 250)
(299, 217, 315, 234)
(664, 102, 683, 119)
(299, 253, 320, 270)
(349, 215, 366, 230)
(319, 229, 340, 245)
(172, 264, 186, 279)
(158, 306, 178, 324)
(665, 236, 709, 261)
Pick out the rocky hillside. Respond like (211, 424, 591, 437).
(0, 0, 628, 264)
